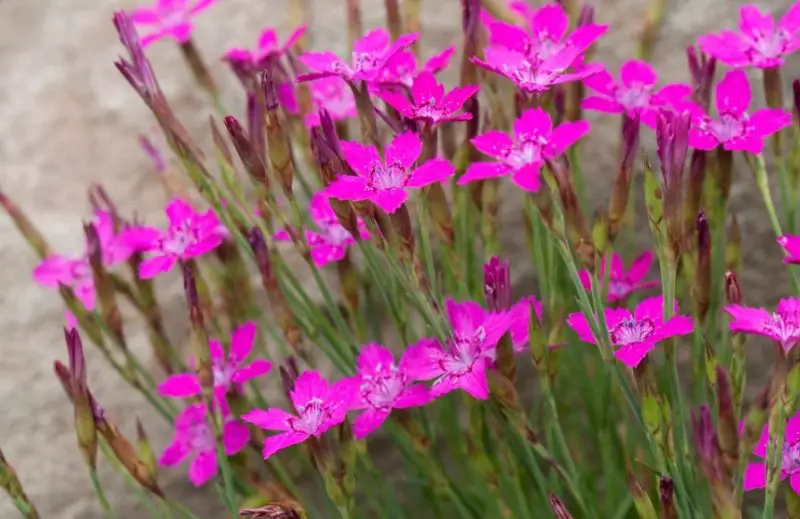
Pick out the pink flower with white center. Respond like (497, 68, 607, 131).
(379, 72, 480, 127)
(128, 0, 217, 48)
(485, 2, 607, 64)
(567, 296, 694, 368)
(403, 299, 512, 400)
(744, 412, 800, 493)
(578, 251, 659, 303)
(698, 3, 800, 69)
(582, 60, 692, 127)
(297, 29, 419, 83)
(127, 198, 227, 279)
(159, 403, 250, 487)
(304, 77, 357, 128)
(778, 235, 800, 263)
(242, 371, 359, 459)
(33, 211, 137, 311)
(323, 132, 455, 214)
(726, 298, 800, 353)
(509, 296, 544, 353)
(687, 69, 792, 154)
(373, 46, 456, 89)
(158, 322, 272, 400)
(350, 344, 431, 440)
(471, 45, 603, 94)
(458, 107, 590, 192)
(225, 26, 307, 68)
(274, 194, 370, 268)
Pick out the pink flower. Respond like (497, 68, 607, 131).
(687, 69, 792, 154)
(472, 45, 602, 94)
(457, 108, 590, 192)
(509, 296, 544, 352)
(304, 77, 357, 128)
(743, 411, 800, 493)
(778, 235, 800, 263)
(578, 251, 659, 303)
(725, 298, 800, 353)
(225, 26, 307, 68)
(128, 199, 227, 279)
(379, 72, 480, 127)
(158, 322, 272, 400)
(484, 2, 607, 64)
(274, 194, 370, 268)
(403, 299, 512, 400)
(323, 132, 455, 214)
(128, 0, 217, 48)
(582, 60, 692, 126)
(159, 403, 250, 486)
(698, 3, 800, 69)
(242, 371, 358, 459)
(350, 344, 431, 440)
(297, 29, 419, 83)
(33, 211, 136, 311)
(373, 46, 456, 89)
(567, 296, 694, 368)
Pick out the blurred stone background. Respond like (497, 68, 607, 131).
(0, 0, 797, 517)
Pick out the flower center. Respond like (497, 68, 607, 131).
(747, 29, 786, 59)
(159, 1, 188, 28)
(607, 278, 634, 299)
(610, 318, 656, 346)
(370, 162, 408, 191)
(414, 97, 445, 120)
(506, 140, 543, 169)
(615, 85, 652, 111)
(783, 443, 800, 475)
(764, 312, 800, 348)
(709, 114, 746, 142)
(213, 360, 236, 388)
(361, 366, 406, 410)
(353, 52, 381, 74)
(162, 222, 196, 255)
(291, 398, 332, 435)
(188, 421, 216, 452)
(321, 220, 353, 246)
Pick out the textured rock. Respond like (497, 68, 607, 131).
(0, 0, 796, 517)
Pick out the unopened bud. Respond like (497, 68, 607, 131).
(136, 419, 157, 476)
(548, 493, 574, 519)
(240, 504, 303, 518)
(693, 211, 711, 323)
(263, 71, 296, 198)
(724, 270, 742, 305)
(483, 257, 511, 311)
(659, 477, 677, 519)
(225, 115, 268, 185)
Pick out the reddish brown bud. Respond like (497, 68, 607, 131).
(263, 71, 296, 197)
(694, 210, 711, 323)
(484, 257, 511, 311)
(225, 114, 268, 185)
(659, 477, 677, 519)
(724, 270, 742, 305)
(548, 494, 575, 519)
(240, 504, 302, 518)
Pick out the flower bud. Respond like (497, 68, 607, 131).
(226, 116, 268, 189)
(724, 270, 742, 305)
(136, 419, 157, 476)
(687, 46, 716, 112)
(460, 0, 481, 86)
(656, 110, 691, 259)
(0, 188, 51, 259)
(693, 211, 711, 323)
(659, 477, 677, 519)
(240, 504, 303, 518)
(85, 223, 126, 348)
(484, 257, 511, 312)
(548, 494, 574, 519)
(793, 79, 800, 130)
(263, 71, 296, 198)
(66, 328, 97, 470)
(180, 261, 212, 390)
(715, 366, 738, 474)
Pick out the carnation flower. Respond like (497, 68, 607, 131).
(578, 251, 659, 303)
(129, 0, 217, 47)
(726, 297, 800, 353)
(744, 412, 800, 493)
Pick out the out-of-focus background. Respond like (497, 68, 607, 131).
(0, 0, 797, 517)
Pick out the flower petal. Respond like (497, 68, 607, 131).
(324, 176, 372, 202)
(471, 130, 514, 160)
(626, 251, 655, 283)
(410, 71, 445, 106)
(263, 431, 309, 459)
(139, 254, 177, 279)
(402, 338, 447, 381)
(340, 141, 382, 178)
(299, 51, 349, 76)
(222, 420, 251, 455)
(188, 450, 218, 487)
(581, 96, 624, 114)
(352, 409, 391, 440)
(511, 163, 542, 192)
(515, 108, 553, 143)
(241, 408, 293, 431)
(620, 59, 658, 88)
(229, 321, 257, 363)
(748, 108, 792, 138)
(716, 70, 751, 117)
(159, 439, 191, 467)
(547, 120, 591, 156)
(158, 373, 203, 398)
(407, 159, 455, 188)
(614, 341, 656, 368)
(386, 132, 423, 169)
(457, 162, 510, 185)
(743, 462, 767, 491)
(566, 312, 598, 344)
(488, 21, 532, 54)
(394, 384, 431, 409)
(232, 359, 273, 384)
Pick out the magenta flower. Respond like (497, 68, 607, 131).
(304, 77, 357, 128)
(242, 371, 358, 459)
(129, 0, 217, 47)
(403, 299, 512, 400)
(582, 60, 692, 126)
(274, 193, 370, 268)
(128, 199, 227, 279)
(374, 47, 456, 89)
(778, 235, 800, 263)
(33, 211, 136, 311)
(379, 72, 480, 127)
(225, 26, 307, 68)
(578, 251, 659, 303)
(484, 2, 607, 64)
(744, 412, 800, 493)
(687, 69, 792, 154)
(297, 29, 419, 83)
(159, 403, 250, 486)
(725, 298, 800, 353)
(472, 45, 602, 94)
(350, 344, 431, 440)
(509, 296, 544, 352)
(567, 296, 694, 368)
(323, 132, 455, 214)
(458, 108, 590, 192)
(698, 3, 800, 69)
(158, 322, 272, 400)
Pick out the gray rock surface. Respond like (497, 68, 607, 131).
(0, 0, 797, 517)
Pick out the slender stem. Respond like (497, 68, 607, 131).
(90, 468, 116, 519)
